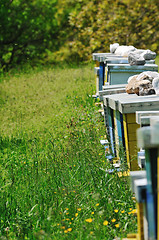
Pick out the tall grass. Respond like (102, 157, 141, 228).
(0, 64, 137, 239)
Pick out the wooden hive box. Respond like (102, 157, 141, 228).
(106, 63, 158, 85)
(108, 93, 159, 170)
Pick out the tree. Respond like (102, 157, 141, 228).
(0, 0, 59, 71)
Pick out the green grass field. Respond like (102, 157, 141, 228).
(2, 59, 158, 239)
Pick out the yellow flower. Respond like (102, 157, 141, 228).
(77, 208, 81, 211)
(54, 192, 57, 194)
(129, 208, 132, 211)
(66, 218, 70, 221)
(85, 218, 93, 223)
(121, 210, 125, 213)
(66, 208, 69, 210)
(114, 209, 118, 213)
(128, 212, 132, 215)
(96, 203, 99, 207)
(71, 218, 74, 220)
(67, 228, 72, 232)
(91, 212, 94, 215)
(115, 223, 119, 228)
(131, 209, 137, 214)
(66, 213, 69, 215)
(64, 228, 72, 233)
(90, 231, 94, 235)
(99, 153, 102, 155)
(103, 220, 108, 226)
(111, 219, 116, 223)
(75, 213, 78, 217)
(61, 226, 65, 229)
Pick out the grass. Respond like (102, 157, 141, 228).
(0, 62, 141, 239)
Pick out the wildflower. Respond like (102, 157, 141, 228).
(90, 231, 94, 235)
(66, 213, 69, 215)
(91, 212, 94, 215)
(66, 208, 69, 210)
(103, 220, 108, 226)
(111, 219, 116, 223)
(71, 218, 74, 220)
(128, 212, 132, 215)
(77, 208, 81, 211)
(64, 230, 68, 233)
(57, 223, 60, 226)
(96, 203, 99, 207)
(67, 228, 72, 232)
(66, 218, 70, 221)
(99, 153, 102, 156)
(114, 209, 118, 213)
(24, 162, 26, 164)
(85, 218, 93, 223)
(61, 226, 65, 229)
(115, 224, 119, 228)
(129, 208, 132, 211)
(121, 210, 125, 213)
(75, 213, 78, 217)
(54, 192, 57, 194)
(131, 209, 137, 214)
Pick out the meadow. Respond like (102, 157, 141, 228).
(0, 63, 140, 239)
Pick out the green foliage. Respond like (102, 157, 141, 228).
(1, 0, 159, 69)
(0, 65, 137, 239)
(0, 0, 59, 71)
(65, 0, 159, 61)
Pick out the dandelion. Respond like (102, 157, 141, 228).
(114, 209, 118, 213)
(77, 208, 81, 211)
(75, 213, 78, 217)
(99, 153, 102, 156)
(131, 209, 137, 214)
(90, 231, 94, 235)
(57, 223, 60, 226)
(121, 210, 125, 213)
(85, 218, 93, 223)
(111, 219, 116, 223)
(128, 212, 132, 215)
(66, 213, 69, 215)
(71, 218, 74, 220)
(115, 224, 119, 228)
(54, 192, 57, 194)
(24, 162, 26, 164)
(67, 228, 72, 232)
(66, 208, 69, 210)
(129, 208, 132, 211)
(103, 220, 108, 226)
(66, 218, 70, 221)
(96, 203, 99, 207)
(61, 226, 65, 229)
(91, 212, 94, 215)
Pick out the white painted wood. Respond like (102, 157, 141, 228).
(136, 111, 159, 125)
